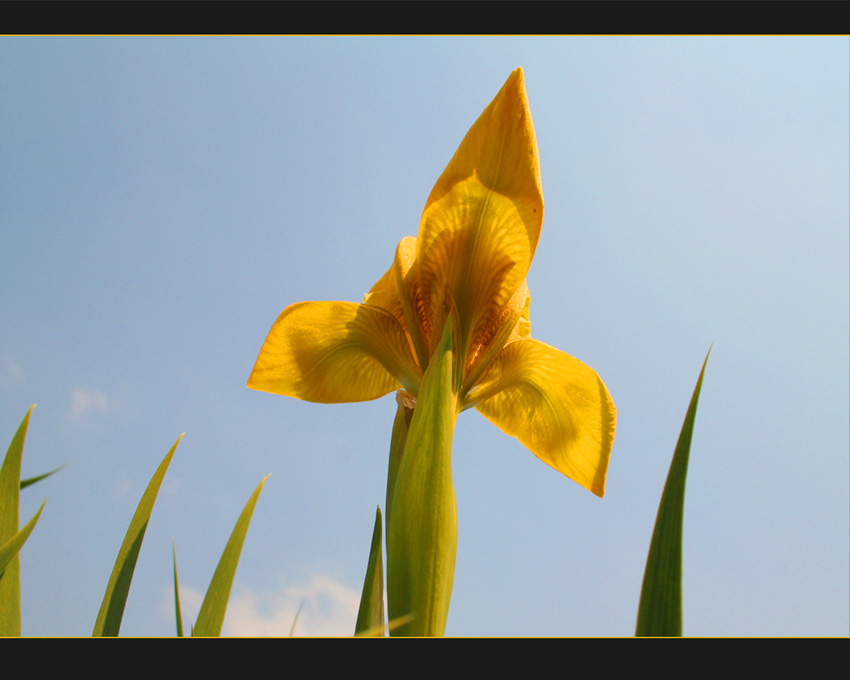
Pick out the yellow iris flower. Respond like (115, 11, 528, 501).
(248, 68, 615, 497)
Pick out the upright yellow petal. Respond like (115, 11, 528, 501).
(392, 236, 441, 371)
(470, 338, 616, 497)
(363, 251, 406, 331)
(247, 301, 420, 403)
(423, 68, 543, 252)
(362, 236, 440, 373)
(461, 278, 530, 396)
(415, 68, 544, 365)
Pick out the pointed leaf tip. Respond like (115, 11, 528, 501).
(193, 475, 269, 637)
(355, 506, 385, 636)
(636, 349, 710, 637)
(93, 435, 181, 637)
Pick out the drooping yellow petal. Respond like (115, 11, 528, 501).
(415, 68, 543, 363)
(247, 301, 420, 403)
(470, 338, 616, 497)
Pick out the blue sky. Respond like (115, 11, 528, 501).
(1, 36, 847, 637)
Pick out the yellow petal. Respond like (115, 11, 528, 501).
(470, 338, 616, 497)
(508, 286, 531, 343)
(362, 236, 435, 372)
(363, 252, 406, 330)
(247, 301, 420, 403)
(461, 279, 530, 395)
(393, 236, 440, 371)
(416, 69, 543, 361)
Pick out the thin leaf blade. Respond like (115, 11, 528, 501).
(0, 501, 45, 578)
(20, 465, 66, 490)
(354, 506, 384, 636)
(0, 406, 35, 637)
(193, 475, 269, 637)
(289, 600, 304, 637)
(636, 350, 710, 637)
(173, 540, 184, 637)
(92, 434, 182, 637)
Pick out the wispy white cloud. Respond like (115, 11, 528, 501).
(225, 574, 360, 637)
(68, 388, 109, 421)
(1, 354, 25, 385)
(164, 574, 361, 637)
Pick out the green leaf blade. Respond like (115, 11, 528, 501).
(92, 434, 182, 637)
(355, 506, 384, 636)
(636, 350, 710, 637)
(193, 475, 269, 637)
(0, 406, 35, 637)
(20, 465, 66, 490)
(0, 502, 45, 580)
(173, 540, 184, 638)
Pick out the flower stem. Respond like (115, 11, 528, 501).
(385, 390, 415, 532)
(386, 318, 458, 636)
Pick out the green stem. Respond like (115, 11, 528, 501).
(386, 318, 458, 637)
(385, 390, 415, 533)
